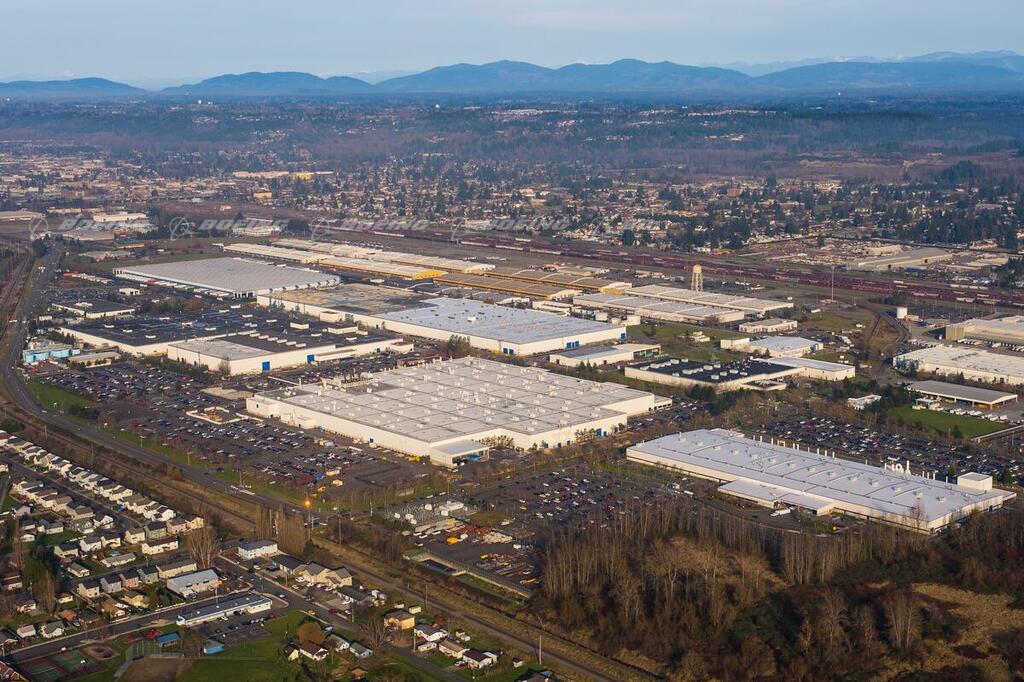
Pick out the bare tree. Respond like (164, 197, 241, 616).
(256, 506, 275, 539)
(883, 589, 920, 652)
(34, 571, 57, 614)
(361, 617, 390, 651)
(276, 509, 306, 556)
(184, 524, 218, 568)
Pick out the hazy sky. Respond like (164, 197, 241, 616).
(2, 0, 1022, 85)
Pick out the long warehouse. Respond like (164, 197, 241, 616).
(627, 428, 1015, 532)
(944, 316, 1024, 344)
(261, 288, 626, 355)
(247, 356, 670, 467)
(113, 257, 339, 298)
(893, 345, 1024, 386)
(574, 293, 745, 324)
(629, 284, 793, 315)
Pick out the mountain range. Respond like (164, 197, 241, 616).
(3, 51, 1024, 100)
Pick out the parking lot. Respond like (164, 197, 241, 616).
(758, 415, 1022, 483)
(415, 465, 684, 588)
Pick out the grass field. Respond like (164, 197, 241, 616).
(629, 322, 745, 342)
(177, 610, 311, 682)
(26, 379, 95, 414)
(803, 310, 870, 333)
(887, 405, 1004, 439)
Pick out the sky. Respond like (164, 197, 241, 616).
(2, 0, 1023, 86)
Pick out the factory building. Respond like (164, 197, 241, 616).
(908, 380, 1017, 409)
(548, 343, 661, 368)
(52, 299, 135, 319)
(742, 336, 822, 358)
(893, 346, 1024, 386)
(483, 267, 631, 293)
(573, 293, 745, 324)
(241, 240, 494, 274)
(739, 318, 798, 334)
(847, 247, 952, 272)
(626, 358, 802, 392)
(113, 257, 339, 298)
(60, 308, 399, 363)
(625, 356, 853, 392)
(433, 272, 575, 300)
(260, 287, 625, 356)
(626, 428, 1015, 532)
(246, 357, 670, 468)
(628, 284, 793, 316)
(167, 330, 408, 375)
(944, 316, 1024, 344)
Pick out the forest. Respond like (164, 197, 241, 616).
(530, 497, 1024, 680)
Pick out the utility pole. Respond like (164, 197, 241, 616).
(538, 634, 542, 666)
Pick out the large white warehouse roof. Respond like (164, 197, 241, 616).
(627, 428, 1014, 531)
(114, 257, 339, 297)
(629, 284, 792, 315)
(248, 357, 669, 467)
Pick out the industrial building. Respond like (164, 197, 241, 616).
(234, 240, 493, 274)
(573, 293, 745, 324)
(433, 272, 575, 300)
(548, 343, 661, 368)
(743, 336, 821, 358)
(261, 288, 626, 355)
(739, 318, 798, 334)
(483, 267, 631, 293)
(246, 356, 670, 467)
(768, 356, 856, 381)
(625, 355, 853, 391)
(847, 247, 953, 272)
(628, 284, 793, 315)
(176, 593, 272, 627)
(113, 257, 340, 298)
(625, 358, 802, 392)
(52, 299, 135, 319)
(893, 346, 1024, 386)
(60, 308, 401, 363)
(626, 429, 1015, 532)
(944, 316, 1024, 344)
(908, 380, 1017, 409)
(167, 329, 407, 375)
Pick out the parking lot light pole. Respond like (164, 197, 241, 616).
(304, 498, 312, 539)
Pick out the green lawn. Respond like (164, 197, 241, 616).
(629, 322, 745, 342)
(803, 311, 869, 333)
(26, 380, 95, 414)
(887, 405, 1004, 439)
(178, 611, 312, 682)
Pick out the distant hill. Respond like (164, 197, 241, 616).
(3, 53, 1024, 100)
(0, 77, 143, 99)
(906, 50, 1024, 74)
(756, 61, 1024, 91)
(374, 59, 751, 93)
(160, 71, 374, 97)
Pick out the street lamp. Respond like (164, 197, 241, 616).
(304, 498, 312, 538)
